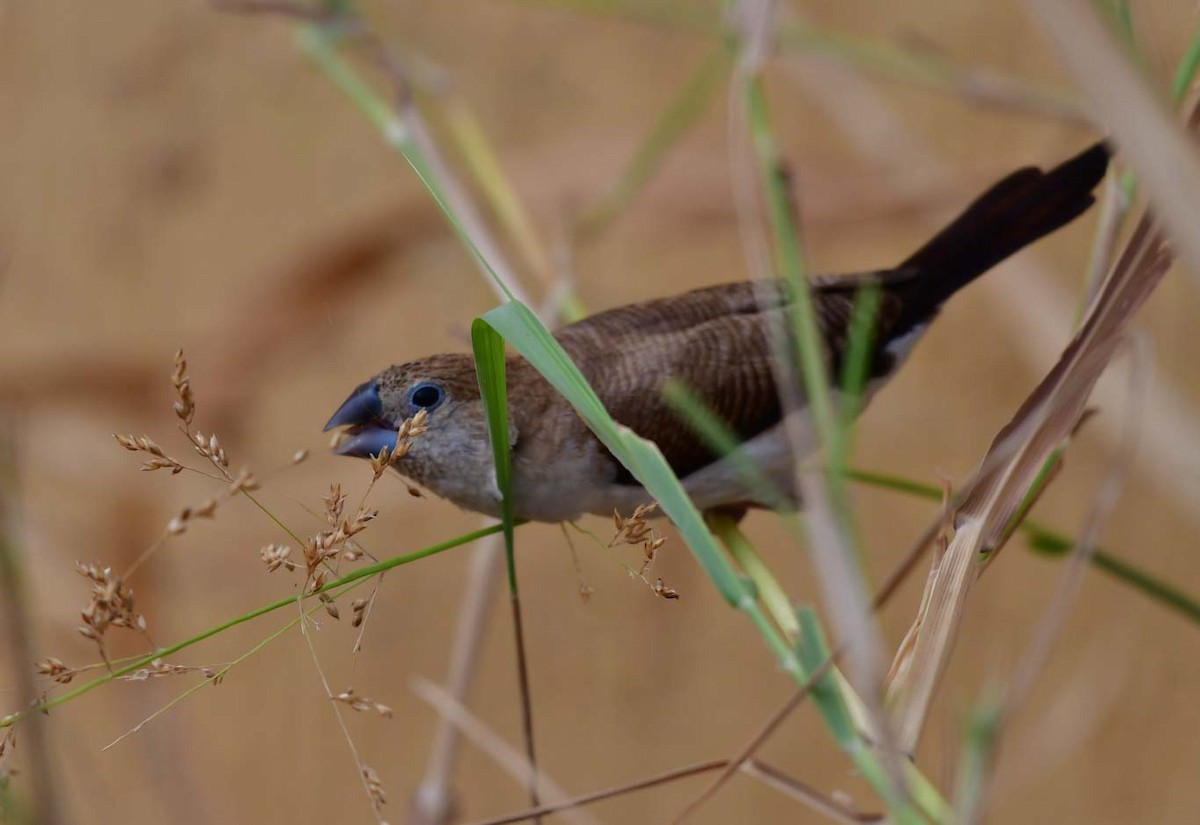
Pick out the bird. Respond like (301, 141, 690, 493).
(325, 142, 1109, 523)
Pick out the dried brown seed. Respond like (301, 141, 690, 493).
(654, 578, 680, 600)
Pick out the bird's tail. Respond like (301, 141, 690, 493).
(893, 142, 1109, 332)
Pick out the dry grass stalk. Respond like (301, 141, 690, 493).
(887, 192, 1178, 750)
(461, 755, 879, 825)
(740, 760, 882, 824)
(121, 659, 223, 684)
(412, 534, 507, 825)
(1025, 0, 1200, 290)
(299, 598, 392, 825)
(410, 677, 602, 825)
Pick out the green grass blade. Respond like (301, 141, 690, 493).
(796, 608, 856, 745)
(1172, 25, 1200, 102)
(833, 283, 882, 472)
(471, 321, 516, 570)
(471, 319, 541, 814)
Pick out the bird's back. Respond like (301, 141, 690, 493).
(547, 277, 910, 482)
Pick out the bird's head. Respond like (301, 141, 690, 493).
(324, 354, 503, 501)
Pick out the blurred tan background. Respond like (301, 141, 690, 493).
(2, 1, 1200, 823)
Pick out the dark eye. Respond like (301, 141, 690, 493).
(408, 381, 445, 411)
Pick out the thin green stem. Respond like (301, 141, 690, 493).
(661, 380, 790, 512)
(243, 490, 306, 547)
(834, 284, 883, 472)
(2, 523, 503, 726)
(1172, 27, 1200, 103)
(102, 593, 347, 752)
(580, 45, 732, 232)
(743, 76, 836, 455)
(848, 468, 1200, 626)
(512, 1, 1086, 121)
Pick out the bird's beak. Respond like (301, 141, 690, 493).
(324, 381, 398, 458)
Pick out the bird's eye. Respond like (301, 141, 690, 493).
(408, 382, 446, 411)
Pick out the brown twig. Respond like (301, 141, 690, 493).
(460, 755, 881, 825)
(462, 760, 727, 825)
(410, 678, 600, 825)
(668, 650, 842, 825)
(741, 760, 884, 823)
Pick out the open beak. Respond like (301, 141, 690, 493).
(324, 381, 398, 458)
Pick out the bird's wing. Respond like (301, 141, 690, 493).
(549, 277, 912, 482)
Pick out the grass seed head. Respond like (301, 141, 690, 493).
(35, 657, 75, 684)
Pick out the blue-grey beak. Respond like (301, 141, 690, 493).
(324, 381, 383, 431)
(324, 381, 399, 459)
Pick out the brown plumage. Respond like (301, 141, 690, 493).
(326, 142, 1109, 522)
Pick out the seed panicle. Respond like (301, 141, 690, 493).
(75, 562, 148, 657)
(610, 502, 668, 576)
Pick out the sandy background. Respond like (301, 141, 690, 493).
(2, 1, 1200, 823)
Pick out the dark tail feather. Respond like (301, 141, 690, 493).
(894, 142, 1109, 331)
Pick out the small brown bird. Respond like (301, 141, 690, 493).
(326, 143, 1108, 522)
